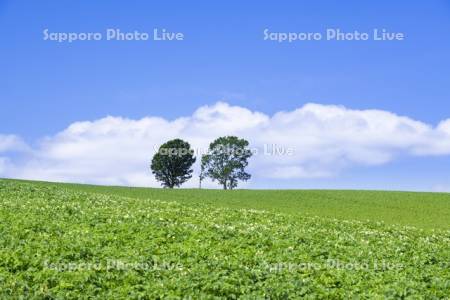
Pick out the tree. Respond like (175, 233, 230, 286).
(150, 139, 196, 188)
(201, 136, 252, 190)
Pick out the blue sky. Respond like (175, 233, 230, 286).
(1, 1, 450, 191)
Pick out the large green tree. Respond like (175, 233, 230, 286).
(151, 139, 196, 188)
(201, 136, 252, 190)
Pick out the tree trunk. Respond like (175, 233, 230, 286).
(223, 181, 227, 190)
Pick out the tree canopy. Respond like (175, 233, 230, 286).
(201, 136, 252, 189)
(150, 139, 196, 188)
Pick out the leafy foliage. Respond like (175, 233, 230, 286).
(1, 180, 449, 299)
(26, 179, 450, 230)
(150, 139, 196, 188)
(201, 136, 252, 189)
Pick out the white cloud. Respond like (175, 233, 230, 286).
(431, 184, 450, 193)
(0, 134, 27, 153)
(0, 157, 9, 174)
(1, 102, 450, 187)
(0, 135, 28, 176)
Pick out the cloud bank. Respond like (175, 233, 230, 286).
(1, 102, 450, 187)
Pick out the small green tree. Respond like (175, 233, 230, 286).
(150, 139, 196, 188)
(201, 136, 252, 190)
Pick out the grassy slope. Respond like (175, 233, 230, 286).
(3, 178, 450, 230)
(1, 180, 449, 298)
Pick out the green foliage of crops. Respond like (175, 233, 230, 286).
(1, 180, 449, 298)
(11, 179, 450, 230)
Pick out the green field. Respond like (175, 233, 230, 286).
(9, 178, 450, 230)
(1, 179, 449, 298)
